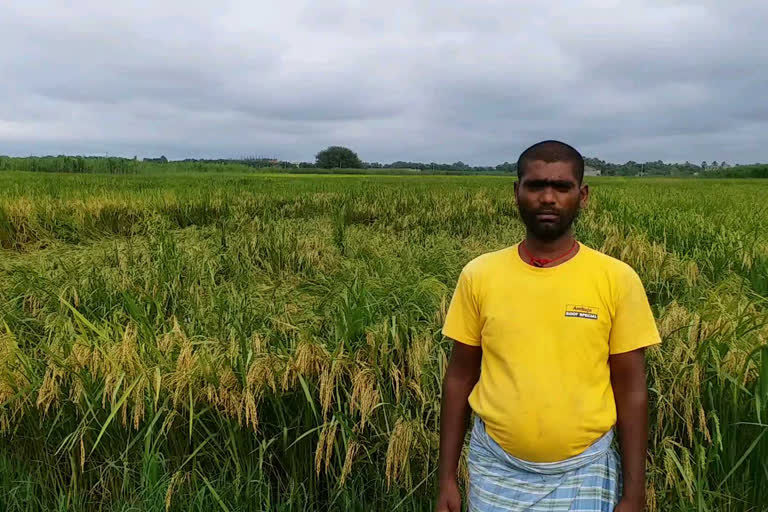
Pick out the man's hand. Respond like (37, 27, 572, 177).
(614, 497, 644, 511)
(435, 478, 461, 512)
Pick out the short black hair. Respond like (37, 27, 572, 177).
(517, 140, 584, 183)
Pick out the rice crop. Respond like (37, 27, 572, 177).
(0, 170, 766, 511)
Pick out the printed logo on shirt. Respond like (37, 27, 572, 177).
(565, 304, 599, 320)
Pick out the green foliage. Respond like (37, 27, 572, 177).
(707, 164, 768, 179)
(2, 155, 766, 177)
(0, 155, 139, 174)
(315, 146, 364, 169)
(0, 173, 767, 511)
(586, 158, 706, 176)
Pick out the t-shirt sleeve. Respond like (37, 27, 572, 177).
(609, 266, 662, 355)
(442, 265, 483, 346)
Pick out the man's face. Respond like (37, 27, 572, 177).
(514, 160, 589, 242)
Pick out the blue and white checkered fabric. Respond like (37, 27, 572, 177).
(468, 417, 622, 511)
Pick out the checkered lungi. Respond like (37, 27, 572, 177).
(468, 417, 622, 511)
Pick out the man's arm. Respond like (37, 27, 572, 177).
(435, 341, 482, 512)
(610, 348, 649, 511)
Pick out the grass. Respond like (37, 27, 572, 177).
(0, 171, 767, 511)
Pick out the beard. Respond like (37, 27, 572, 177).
(517, 203, 580, 242)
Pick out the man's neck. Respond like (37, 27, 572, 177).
(523, 232, 576, 258)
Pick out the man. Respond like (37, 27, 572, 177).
(435, 140, 660, 512)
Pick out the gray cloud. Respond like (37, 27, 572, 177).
(1, 0, 767, 164)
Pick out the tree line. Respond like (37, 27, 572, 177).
(1, 147, 766, 177)
(308, 146, 761, 176)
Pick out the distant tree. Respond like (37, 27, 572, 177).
(711, 160, 718, 169)
(75, 156, 86, 173)
(702, 161, 707, 170)
(315, 146, 363, 168)
(495, 161, 516, 173)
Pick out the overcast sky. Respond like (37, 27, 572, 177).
(2, 1, 767, 165)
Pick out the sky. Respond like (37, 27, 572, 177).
(1, 1, 767, 165)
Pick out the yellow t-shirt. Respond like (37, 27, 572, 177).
(442, 242, 661, 462)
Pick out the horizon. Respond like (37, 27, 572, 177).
(0, 152, 753, 168)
